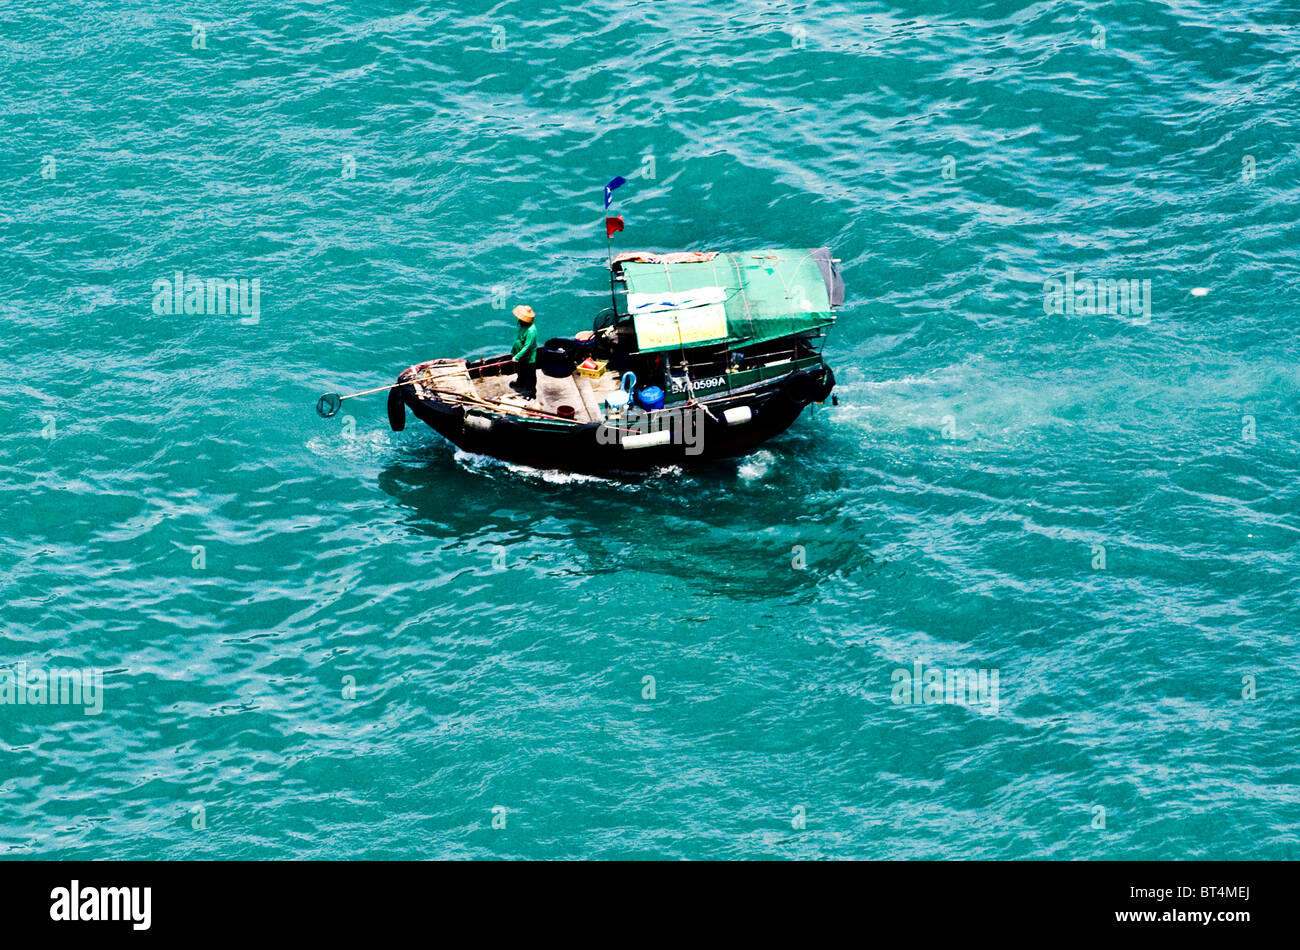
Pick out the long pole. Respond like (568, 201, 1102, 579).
(316, 368, 466, 417)
(605, 217, 620, 320)
(430, 388, 642, 433)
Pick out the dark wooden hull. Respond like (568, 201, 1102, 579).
(395, 360, 835, 473)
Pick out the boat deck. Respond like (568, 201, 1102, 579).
(408, 358, 624, 424)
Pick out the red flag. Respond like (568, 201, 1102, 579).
(605, 215, 624, 238)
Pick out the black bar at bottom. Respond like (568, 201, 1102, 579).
(0, 859, 1271, 937)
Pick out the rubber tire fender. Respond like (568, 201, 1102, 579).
(388, 386, 406, 431)
(780, 369, 820, 406)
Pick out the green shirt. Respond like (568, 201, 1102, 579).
(511, 322, 538, 364)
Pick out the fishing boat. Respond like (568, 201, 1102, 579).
(329, 248, 843, 473)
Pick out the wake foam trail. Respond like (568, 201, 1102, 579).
(452, 448, 686, 487)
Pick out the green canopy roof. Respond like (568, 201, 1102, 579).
(617, 248, 840, 354)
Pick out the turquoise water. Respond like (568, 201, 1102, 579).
(2, 0, 1298, 859)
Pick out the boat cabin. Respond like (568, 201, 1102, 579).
(595, 248, 842, 410)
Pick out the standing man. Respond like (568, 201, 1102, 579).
(511, 304, 539, 397)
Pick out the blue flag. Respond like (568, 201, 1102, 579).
(604, 176, 627, 209)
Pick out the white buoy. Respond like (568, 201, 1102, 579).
(1191, 287, 1210, 297)
(622, 430, 671, 450)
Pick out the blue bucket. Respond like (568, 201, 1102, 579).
(635, 385, 665, 411)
